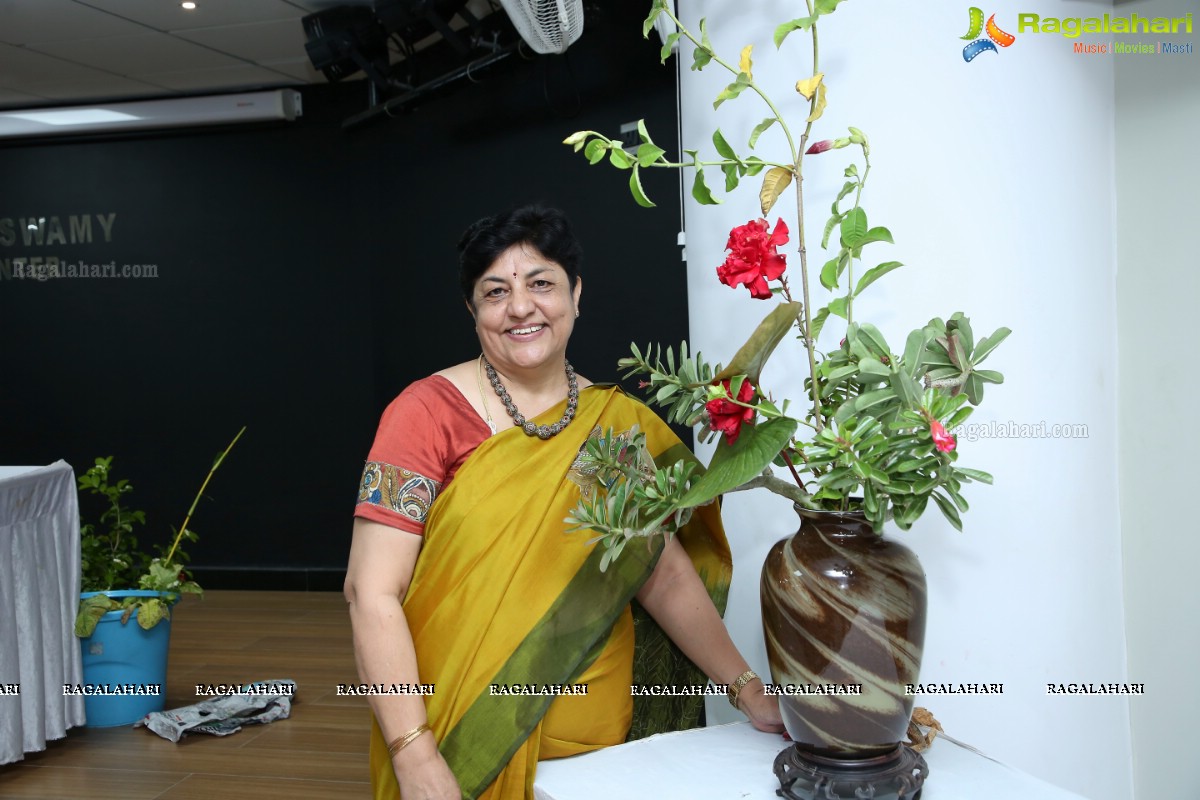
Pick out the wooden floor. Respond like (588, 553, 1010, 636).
(0, 591, 373, 800)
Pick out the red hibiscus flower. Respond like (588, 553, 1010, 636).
(706, 379, 756, 444)
(930, 419, 956, 453)
(716, 218, 789, 299)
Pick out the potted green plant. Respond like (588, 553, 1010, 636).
(562, 2, 1008, 796)
(74, 427, 244, 727)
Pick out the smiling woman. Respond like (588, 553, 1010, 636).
(343, 205, 783, 800)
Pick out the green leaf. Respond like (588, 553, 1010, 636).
(660, 32, 681, 63)
(714, 72, 752, 109)
(74, 595, 119, 638)
(857, 357, 891, 380)
(743, 156, 767, 176)
(749, 117, 776, 149)
(965, 373, 985, 405)
(722, 162, 741, 193)
(643, 2, 664, 38)
(931, 491, 963, 531)
(774, 16, 817, 48)
(609, 147, 634, 169)
(974, 369, 1004, 384)
(711, 302, 803, 386)
(954, 467, 993, 484)
(636, 143, 665, 167)
(712, 129, 738, 161)
(700, 17, 713, 50)
(814, 0, 848, 14)
(890, 371, 922, 409)
(811, 307, 831, 342)
(857, 226, 893, 246)
(629, 166, 655, 208)
(944, 405, 974, 429)
(856, 324, 891, 359)
(854, 387, 895, 412)
(584, 138, 607, 165)
(692, 169, 720, 205)
(820, 256, 841, 290)
(854, 261, 903, 297)
(691, 47, 713, 71)
(973, 327, 1011, 363)
(136, 598, 168, 630)
(678, 417, 799, 508)
(828, 296, 849, 320)
(821, 213, 842, 250)
(840, 208, 868, 247)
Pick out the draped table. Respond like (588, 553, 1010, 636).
(0, 462, 86, 764)
(533, 721, 1087, 800)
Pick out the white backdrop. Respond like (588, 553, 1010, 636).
(661, 2, 1133, 799)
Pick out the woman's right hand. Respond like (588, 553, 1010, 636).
(395, 745, 462, 800)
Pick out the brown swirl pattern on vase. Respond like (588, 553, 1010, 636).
(760, 507, 926, 759)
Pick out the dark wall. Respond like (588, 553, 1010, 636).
(0, 7, 687, 587)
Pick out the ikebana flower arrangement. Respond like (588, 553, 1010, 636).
(563, 0, 1009, 569)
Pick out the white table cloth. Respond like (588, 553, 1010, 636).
(534, 721, 1087, 800)
(0, 462, 86, 764)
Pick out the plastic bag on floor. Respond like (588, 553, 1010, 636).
(137, 679, 296, 742)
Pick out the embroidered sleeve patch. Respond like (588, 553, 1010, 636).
(357, 461, 441, 525)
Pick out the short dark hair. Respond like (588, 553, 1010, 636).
(457, 205, 583, 307)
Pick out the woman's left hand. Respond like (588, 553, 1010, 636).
(738, 680, 785, 734)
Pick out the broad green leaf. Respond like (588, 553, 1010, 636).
(629, 166, 655, 208)
(931, 491, 963, 531)
(700, 17, 712, 50)
(609, 147, 634, 169)
(857, 357, 891, 380)
(714, 72, 752, 109)
(854, 261, 903, 297)
(775, 16, 817, 48)
(136, 598, 168, 630)
(854, 387, 895, 412)
(636, 143, 665, 167)
(811, 306, 831, 341)
(944, 405, 974, 429)
(749, 117, 776, 149)
(722, 162, 741, 193)
(743, 156, 767, 176)
(74, 595, 119, 638)
(712, 129, 738, 161)
(691, 47, 713, 71)
(954, 467, 993, 484)
(814, 0, 848, 14)
(643, 2, 664, 38)
(660, 32, 681, 63)
(711, 302, 804, 386)
(890, 371, 922, 409)
(821, 213, 841, 249)
(828, 296, 849, 320)
(973, 327, 1011, 363)
(795, 72, 824, 100)
(965, 373, 985, 405)
(856, 324, 891, 358)
(858, 226, 894, 246)
(584, 138, 607, 164)
(679, 416, 799, 508)
(974, 369, 1004, 383)
(820, 256, 841, 290)
(839, 208, 868, 247)
(759, 167, 793, 217)
(692, 169, 720, 205)
(835, 180, 857, 207)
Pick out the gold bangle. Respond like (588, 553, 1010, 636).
(728, 670, 759, 709)
(387, 723, 431, 758)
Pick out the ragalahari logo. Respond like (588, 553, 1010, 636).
(962, 8, 1016, 61)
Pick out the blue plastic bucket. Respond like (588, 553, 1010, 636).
(78, 590, 175, 727)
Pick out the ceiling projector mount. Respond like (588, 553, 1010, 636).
(302, 0, 585, 130)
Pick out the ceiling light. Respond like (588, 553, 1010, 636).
(181, 2, 197, 9)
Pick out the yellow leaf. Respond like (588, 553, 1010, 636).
(807, 82, 828, 122)
(739, 45, 754, 80)
(759, 166, 793, 217)
(794, 72, 824, 100)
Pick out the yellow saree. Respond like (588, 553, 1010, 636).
(369, 385, 729, 799)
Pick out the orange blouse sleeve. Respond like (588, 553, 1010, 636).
(353, 376, 490, 535)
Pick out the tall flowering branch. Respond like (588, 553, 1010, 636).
(562, 1, 1010, 567)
